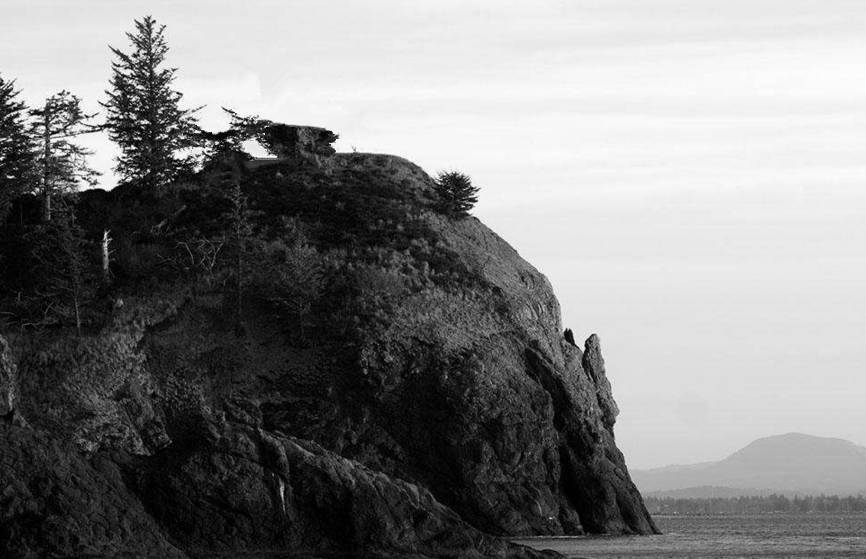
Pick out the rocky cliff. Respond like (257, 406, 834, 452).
(0, 141, 657, 558)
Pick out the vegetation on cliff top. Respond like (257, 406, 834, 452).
(0, 15, 481, 339)
(0, 14, 657, 559)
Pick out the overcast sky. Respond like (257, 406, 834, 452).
(3, 0, 865, 469)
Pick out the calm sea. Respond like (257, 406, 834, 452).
(513, 514, 866, 558)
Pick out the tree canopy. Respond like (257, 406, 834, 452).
(433, 171, 480, 218)
(30, 90, 100, 220)
(102, 15, 200, 189)
(0, 75, 36, 222)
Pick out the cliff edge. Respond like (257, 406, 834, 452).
(0, 135, 657, 557)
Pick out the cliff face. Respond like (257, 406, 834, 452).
(0, 146, 656, 558)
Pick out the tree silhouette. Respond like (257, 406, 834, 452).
(30, 91, 100, 221)
(433, 171, 479, 218)
(23, 199, 90, 334)
(102, 16, 200, 189)
(0, 75, 35, 223)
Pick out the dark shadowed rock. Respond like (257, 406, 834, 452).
(260, 124, 339, 168)
(0, 143, 657, 557)
(129, 410, 555, 558)
(0, 421, 183, 558)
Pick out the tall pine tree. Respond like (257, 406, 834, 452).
(0, 74, 35, 223)
(102, 16, 200, 189)
(30, 91, 100, 221)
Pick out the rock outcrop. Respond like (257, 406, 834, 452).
(0, 141, 656, 557)
(0, 421, 183, 558)
(127, 403, 555, 558)
(260, 124, 338, 168)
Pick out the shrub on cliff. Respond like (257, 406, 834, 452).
(256, 224, 324, 345)
(17, 201, 94, 333)
(433, 171, 479, 218)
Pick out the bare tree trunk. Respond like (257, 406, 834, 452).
(43, 193, 51, 223)
(102, 230, 112, 284)
(235, 227, 242, 335)
(42, 110, 52, 222)
(73, 295, 81, 336)
(231, 172, 244, 337)
(297, 308, 304, 345)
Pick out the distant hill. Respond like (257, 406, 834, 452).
(633, 433, 866, 497)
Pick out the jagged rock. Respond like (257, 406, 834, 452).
(0, 422, 183, 558)
(129, 416, 555, 558)
(260, 124, 338, 168)
(582, 333, 619, 429)
(2, 144, 657, 557)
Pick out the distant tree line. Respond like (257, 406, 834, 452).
(646, 495, 866, 515)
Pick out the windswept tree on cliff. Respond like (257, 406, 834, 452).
(30, 91, 100, 221)
(198, 108, 273, 171)
(433, 171, 479, 218)
(102, 16, 201, 189)
(0, 74, 36, 223)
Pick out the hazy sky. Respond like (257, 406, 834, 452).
(3, 0, 865, 469)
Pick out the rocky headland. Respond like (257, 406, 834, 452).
(0, 127, 657, 558)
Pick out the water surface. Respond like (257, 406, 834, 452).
(513, 513, 866, 558)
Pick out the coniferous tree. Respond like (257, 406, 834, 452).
(258, 221, 323, 345)
(199, 108, 272, 164)
(270, 235, 323, 344)
(30, 91, 100, 221)
(102, 16, 200, 189)
(48, 202, 87, 335)
(433, 171, 480, 218)
(23, 198, 90, 334)
(227, 178, 253, 335)
(0, 75, 36, 223)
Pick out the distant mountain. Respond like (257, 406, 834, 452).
(633, 433, 866, 497)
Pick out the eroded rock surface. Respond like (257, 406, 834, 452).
(261, 124, 339, 168)
(0, 421, 183, 558)
(0, 143, 656, 558)
(129, 406, 554, 558)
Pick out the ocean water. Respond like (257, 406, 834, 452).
(513, 514, 866, 558)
